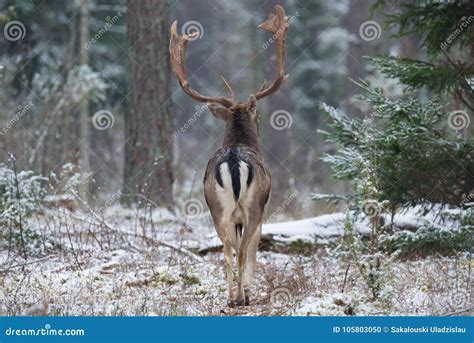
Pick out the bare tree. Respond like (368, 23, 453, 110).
(123, 0, 174, 207)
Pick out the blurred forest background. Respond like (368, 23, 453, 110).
(1, 0, 472, 219)
(1, 0, 450, 218)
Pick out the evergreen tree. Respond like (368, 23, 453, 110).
(318, 0, 474, 212)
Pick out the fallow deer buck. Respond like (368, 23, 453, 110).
(170, 5, 289, 306)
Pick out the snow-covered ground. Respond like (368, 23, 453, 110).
(0, 205, 471, 316)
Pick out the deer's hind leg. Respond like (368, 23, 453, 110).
(215, 222, 235, 306)
(244, 224, 262, 289)
(223, 238, 234, 305)
(236, 215, 262, 306)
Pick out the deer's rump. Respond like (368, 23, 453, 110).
(214, 146, 254, 201)
(204, 146, 269, 230)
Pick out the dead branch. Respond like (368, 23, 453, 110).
(0, 255, 56, 275)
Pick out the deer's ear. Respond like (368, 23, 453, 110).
(246, 94, 258, 121)
(207, 103, 231, 121)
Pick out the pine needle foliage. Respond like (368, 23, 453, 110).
(318, 0, 474, 210)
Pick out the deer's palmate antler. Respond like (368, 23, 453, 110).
(169, 21, 235, 107)
(255, 5, 289, 99)
(169, 5, 289, 106)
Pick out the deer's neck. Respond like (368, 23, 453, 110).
(222, 115, 261, 153)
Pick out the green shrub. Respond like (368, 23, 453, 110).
(0, 162, 45, 255)
(0, 163, 45, 225)
(383, 212, 473, 258)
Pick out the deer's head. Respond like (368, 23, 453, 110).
(169, 5, 289, 141)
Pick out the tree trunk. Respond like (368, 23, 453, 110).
(79, 0, 91, 198)
(123, 0, 174, 207)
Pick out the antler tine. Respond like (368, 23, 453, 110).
(169, 21, 235, 108)
(220, 75, 235, 100)
(255, 5, 289, 100)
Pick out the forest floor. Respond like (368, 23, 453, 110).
(0, 203, 471, 316)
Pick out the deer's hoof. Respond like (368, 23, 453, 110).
(227, 300, 244, 307)
(227, 299, 245, 308)
(234, 299, 245, 307)
(244, 289, 250, 306)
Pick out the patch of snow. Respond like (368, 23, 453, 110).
(294, 291, 381, 316)
(262, 213, 370, 243)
